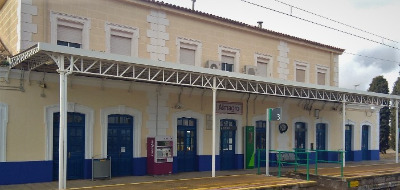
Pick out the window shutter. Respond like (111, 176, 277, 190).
(257, 61, 268, 77)
(57, 25, 83, 44)
(317, 72, 326, 85)
(296, 69, 306, 82)
(221, 55, 234, 64)
(180, 48, 195, 65)
(110, 35, 132, 56)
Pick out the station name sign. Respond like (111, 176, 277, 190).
(216, 101, 243, 114)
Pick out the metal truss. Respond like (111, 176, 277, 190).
(8, 44, 397, 107)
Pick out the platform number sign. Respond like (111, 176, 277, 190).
(268, 108, 281, 121)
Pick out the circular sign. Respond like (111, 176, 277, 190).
(279, 123, 288, 133)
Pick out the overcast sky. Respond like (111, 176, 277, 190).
(160, 0, 400, 92)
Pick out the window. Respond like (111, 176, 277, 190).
(177, 37, 202, 67)
(295, 61, 309, 83)
(255, 54, 273, 77)
(219, 45, 240, 72)
(316, 65, 330, 86)
(50, 11, 90, 49)
(105, 23, 139, 57)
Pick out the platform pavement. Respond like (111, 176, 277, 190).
(0, 158, 397, 190)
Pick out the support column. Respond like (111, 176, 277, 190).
(58, 55, 67, 190)
(342, 100, 346, 167)
(212, 77, 216, 177)
(265, 109, 270, 176)
(396, 100, 399, 163)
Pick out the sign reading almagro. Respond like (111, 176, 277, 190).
(216, 101, 243, 114)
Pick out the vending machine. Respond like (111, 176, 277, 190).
(147, 136, 173, 175)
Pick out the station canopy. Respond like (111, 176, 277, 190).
(8, 43, 400, 107)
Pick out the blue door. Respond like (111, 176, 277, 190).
(107, 114, 133, 177)
(345, 125, 353, 161)
(316, 123, 327, 161)
(362, 125, 369, 160)
(53, 112, 85, 180)
(295, 122, 307, 162)
(177, 117, 197, 172)
(220, 119, 236, 170)
(256, 121, 266, 167)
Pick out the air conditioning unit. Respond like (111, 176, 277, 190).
(206, 60, 221, 70)
(244, 65, 258, 75)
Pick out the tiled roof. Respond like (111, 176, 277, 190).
(139, 0, 345, 53)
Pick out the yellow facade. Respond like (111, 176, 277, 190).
(0, 0, 380, 185)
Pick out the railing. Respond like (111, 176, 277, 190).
(256, 148, 345, 180)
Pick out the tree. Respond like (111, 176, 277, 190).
(390, 77, 400, 151)
(368, 76, 390, 153)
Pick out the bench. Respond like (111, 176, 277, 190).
(276, 152, 297, 166)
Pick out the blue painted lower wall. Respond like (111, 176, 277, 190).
(370, 150, 380, 160)
(84, 159, 92, 179)
(133, 157, 147, 176)
(0, 161, 52, 185)
(197, 154, 244, 171)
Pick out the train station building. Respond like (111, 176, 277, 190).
(0, 0, 398, 186)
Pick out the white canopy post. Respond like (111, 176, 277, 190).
(57, 54, 67, 190)
(212, 76, 217, 177)
(342, 100, 346, 167)
(265, 108, 270, 176)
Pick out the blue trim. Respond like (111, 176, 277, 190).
(198, 155, 211, 171)
(255, 150, 266, 167)
(235, 154, 244, 169)
(308, 152, 316, 164)
(269, 152, 277, 167)
(133, 157, 147, 176)
(370, 150, 380, 160)
(172, 156, 178, 173)
(353, 150, 362, 161)
(0, 161, 52, 185)
(84, 159, 92, 179)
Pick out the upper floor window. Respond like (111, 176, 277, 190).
(316, 65, 330, 86)
(219, 46, 240, 72)
(177, 37, 202, 67)
(295, 61, 309, 83)
(255, 53, 273, 77)
(50, 11, 90, 49)
(105, 23, 139, 56)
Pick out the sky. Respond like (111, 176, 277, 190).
(159, 0, 400, 92)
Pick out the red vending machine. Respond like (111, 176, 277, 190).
(147, 136, 173, 175)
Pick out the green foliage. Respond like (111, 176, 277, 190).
(368, 76, 390, 153)
(368, 75, 389, 94)
(390, 77, 400, 151)
(0, 60, 9, 67)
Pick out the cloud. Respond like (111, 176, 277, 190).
(351, 0, 398, 8)
(353, 46, 398, 73)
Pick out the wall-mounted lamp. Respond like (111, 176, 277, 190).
(314, 109, 320, 119)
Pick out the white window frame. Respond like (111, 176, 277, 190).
(50, 11, 91, 50)
(218, 45, 240, 72)
(176, 37, 202, 67)
(105, 23, 139, 57)
(315, 65, 330, 86)
(254, 53, 273, 77)
(294, 61, 309, 83)
(0, 103, 8, 162)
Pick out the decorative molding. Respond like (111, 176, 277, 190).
(254, 53, 273, 78)
(50, 11, 91, 50)
(277, 41, 289, 80)
(176, 37, 202, 67)
(44, 103, 94, 160)
(294, 60, 310, 83)
(17, 0, 38, 51)
(105, 22, 139, 57)
(100, 105, 142, 158)
(147, 10, 169, 61)
(218, 45, 240, 73)
(315, 64, 330, 86)
(215, 114, 243, 154)
(171, 110, 204, 156)
(0, 103, 8, 162)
